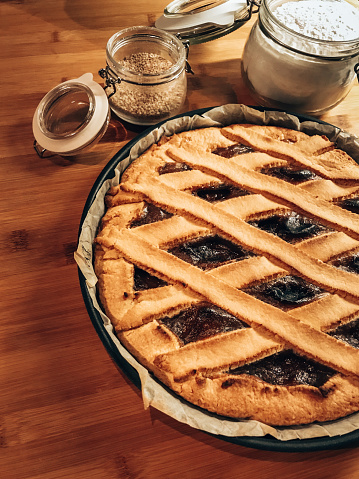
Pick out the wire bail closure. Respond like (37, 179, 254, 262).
(183, 40, 194, 74)
(246, 0, 261, 20)
(33, 139, 51, 158)
(99, 66, 121, 98)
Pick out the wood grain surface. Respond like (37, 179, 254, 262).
(1, 1, 359, 478)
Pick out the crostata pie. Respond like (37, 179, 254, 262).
(94, 123, 359, 426)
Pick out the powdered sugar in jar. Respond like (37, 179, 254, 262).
(242, 0, 359, 116)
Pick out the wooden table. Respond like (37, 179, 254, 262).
(1, 1, 359, 477)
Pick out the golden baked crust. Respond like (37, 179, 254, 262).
(94, 124, 359, 426)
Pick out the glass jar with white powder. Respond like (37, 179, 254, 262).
(100, 26, 188, 126)
(242, 0, 359, 116)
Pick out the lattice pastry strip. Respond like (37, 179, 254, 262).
(98, 223, 359, 347)
(95, 124, 359, 426)
(121, 177, 359, 299)
(100, 203, 359, 317)
(164, 145, 359, 237)
(97, 226, 359, 376)
(222, 124, 359, 180)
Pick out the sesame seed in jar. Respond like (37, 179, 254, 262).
(109, 81, 185, 123)
(109, 51, 186, 125)
(119, 52, 174, 74)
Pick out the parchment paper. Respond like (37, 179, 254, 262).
(75, 104, 359, 442)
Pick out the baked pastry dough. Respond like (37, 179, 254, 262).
(94, 124, 359, 426)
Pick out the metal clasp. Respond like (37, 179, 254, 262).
(98, 66, 121, 98)
(182, 40, 194, 75)
(33, 140, 53, 158)
(244, 0, 261, 21)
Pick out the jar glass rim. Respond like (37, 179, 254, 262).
(106, 26, 187, 84)
(261, 0, 359, 51)
(38, 82, 95, 139)
(164, 0, 231, 16)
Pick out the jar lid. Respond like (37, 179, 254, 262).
(33, 73, 110, 156)
(155, 0, 254, 44)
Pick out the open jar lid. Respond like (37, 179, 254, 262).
(155, 0, 258, 44)
(33, 73, 110, 157)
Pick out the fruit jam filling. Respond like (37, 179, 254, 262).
(130, 202, 173, 227)
(243, 275, 326, 310)
(330, 253, 359, 275)
(338, 196, 359, 214)
(248, 212, 331, 243)
(160, 303, 248, 345)
(261, 166, 320, 184)
(212, 143, 254, 158)
(329, 318, 359, 349)
(191, 183, 250, 202)
(159, 162, 192, 174)
(168, 235, 255, 270)
(229, 350, 335, 388)
(133, 266, 168, 291)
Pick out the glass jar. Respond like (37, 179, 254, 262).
(241, 0, 359, 116)
(33, 73, 110, 157)
(101, 26, 188, 126)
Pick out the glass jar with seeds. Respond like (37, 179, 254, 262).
(101, 26, 188, 125)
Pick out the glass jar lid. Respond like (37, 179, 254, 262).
(155, 0, 258, 44)
(33, 73, 110, 156)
